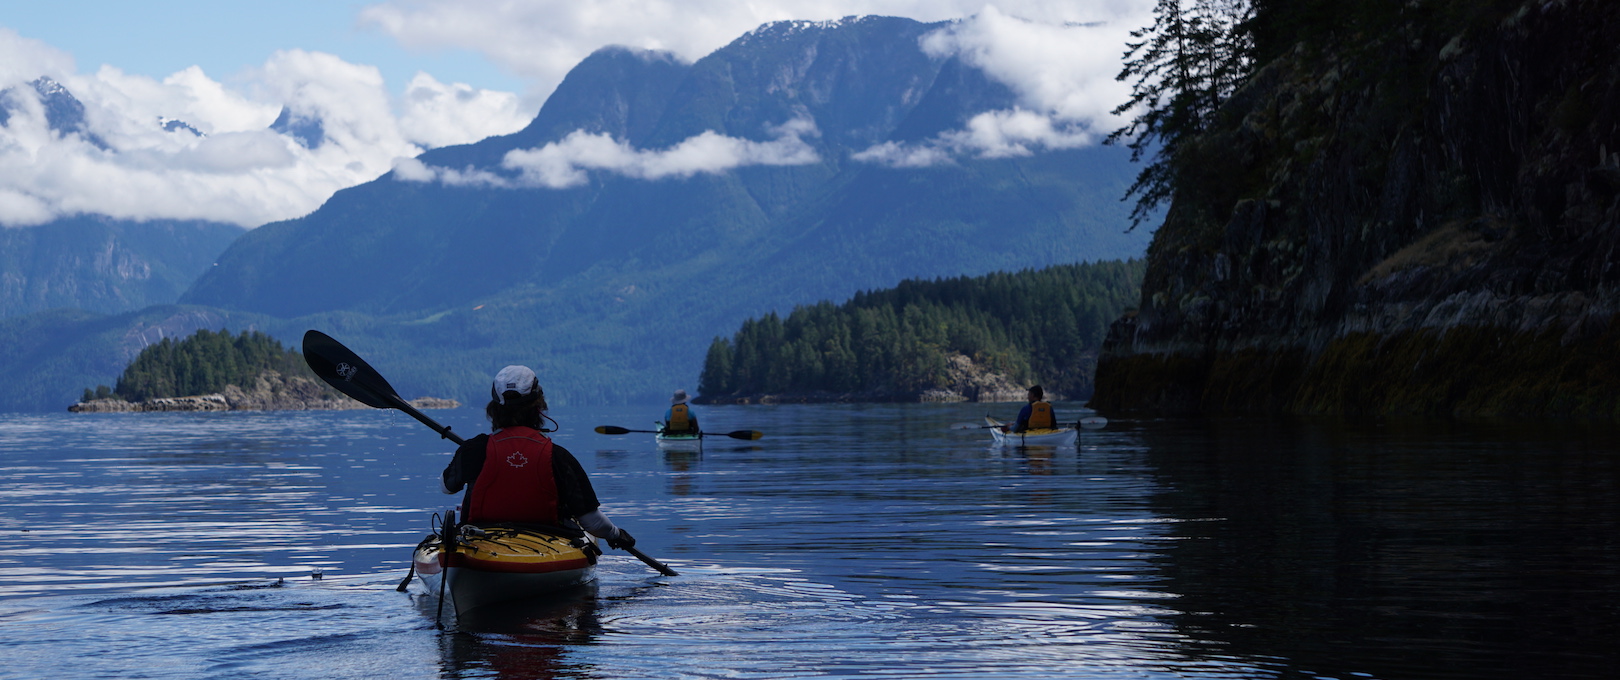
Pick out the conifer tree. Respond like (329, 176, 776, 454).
(1107, 0, 1255, 228)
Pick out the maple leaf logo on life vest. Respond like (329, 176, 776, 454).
(506, 452, 529, 468)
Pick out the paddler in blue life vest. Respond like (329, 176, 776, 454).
(1012, 385, 1058, 432)
(440, 365, 636, 550)
(663, 389, 699, 435)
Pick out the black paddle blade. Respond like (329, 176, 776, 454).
(723, 430, 764, 440)
(302, 330, 402, 409)
(595, 426, 632, 435)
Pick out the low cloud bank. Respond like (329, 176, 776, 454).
(855, 7, 1143, 167)
(397, 118, 821, 188)
(0, 29, 529, 228)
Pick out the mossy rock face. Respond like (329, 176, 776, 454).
(1296, 322, 1620, 418)
(1093, 316, 1620, 419)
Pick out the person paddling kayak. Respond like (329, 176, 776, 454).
(1007, 385, 1058, 433)
(440, 365, 636, 551)
(662, 389, 699, 435)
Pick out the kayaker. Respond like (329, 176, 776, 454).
(663, 389, 699, 435)
(440, 365, 636, 551)
(1012, 385, 1058, 432)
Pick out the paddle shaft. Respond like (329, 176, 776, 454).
(436, 509, 455, 629)
(385, 392, 465, 445)
(596, 425, 762, 440)
(623, 546, 679, 576)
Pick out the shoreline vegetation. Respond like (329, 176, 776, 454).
(69, 328, 457, 413)
(67, 370, 459, 413)
(695, 261, 1143, 405)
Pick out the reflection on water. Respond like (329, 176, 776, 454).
(1136, 418, 1620, 680)
(0, 406, 1616, 679)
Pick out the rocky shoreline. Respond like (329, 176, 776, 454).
(67, 371, 459, 413)
(696, 355, 1052, 405)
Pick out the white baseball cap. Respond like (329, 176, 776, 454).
(492, 365, 539, 404)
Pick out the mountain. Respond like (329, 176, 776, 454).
(269, 106, 324, 149)
(1091, 0, 1620, 418)
(0, 216, 246, 319)
(170, 16, 1150, 407)
(0, 77, 109, 148)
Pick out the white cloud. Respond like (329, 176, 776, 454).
(399, 117, 822, 189)
(0, 33, 529, 228)
(0, 28, 73, 86)
(856, 5, 1146, 167)
(504, 116, 820, 188)
(922, 6, 1142, 124)
(399, 72, 528, 148)
(391, 156, 513, 187)
(850, 141, 953, 168)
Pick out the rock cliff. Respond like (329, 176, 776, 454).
(1093, 0, 1620, 418)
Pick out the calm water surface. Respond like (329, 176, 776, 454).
(0, 404, 1615, 679)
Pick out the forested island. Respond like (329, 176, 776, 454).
(696, 260, 1144, 403)
(69, 329, 456, 412)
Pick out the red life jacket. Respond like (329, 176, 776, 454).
(667, 403, 695, 433)
(467, 427, 558, 524)
(1027, 401, 1057, 430)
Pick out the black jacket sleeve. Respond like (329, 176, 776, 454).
(442, 434, 490, 493)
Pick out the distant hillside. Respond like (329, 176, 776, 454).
(167, 16, 1151, 406)
(0, 216, 244, 319)
(697, 260, 1144, 403)
(0, 305, 281, 412)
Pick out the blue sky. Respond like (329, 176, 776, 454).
(4, 0, 525, 95)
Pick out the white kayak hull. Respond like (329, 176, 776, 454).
(654, 422, 702, 450)
(985, 416, 1078, 447)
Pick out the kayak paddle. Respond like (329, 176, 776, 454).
(303, 329, 463, 444)
(301, 330, 679, 578)
(950, 416, 1109, 430)
(595, 425, 765, 440)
